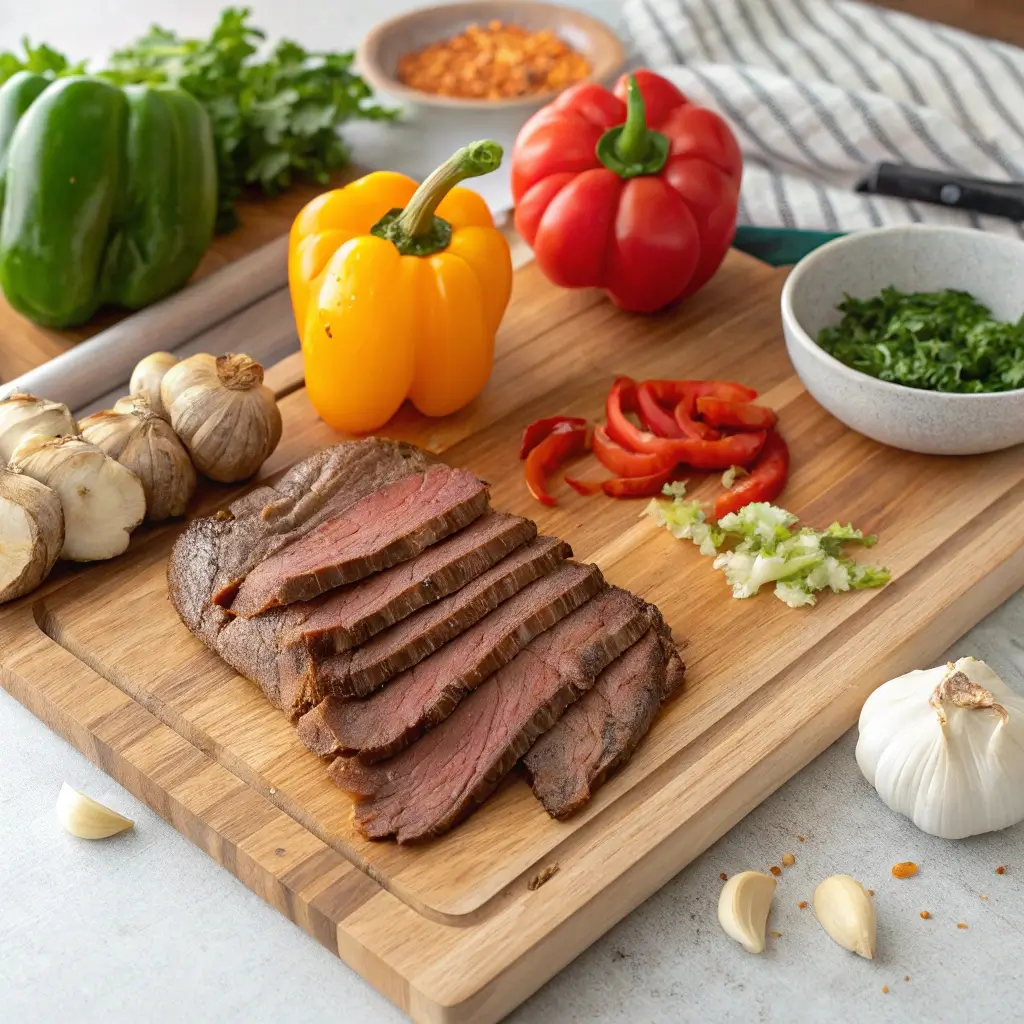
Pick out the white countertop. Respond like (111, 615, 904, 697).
(2, 3, 1024, 1022)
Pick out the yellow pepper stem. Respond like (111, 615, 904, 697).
(371, 140, 503, 257)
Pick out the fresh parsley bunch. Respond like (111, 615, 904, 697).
(817, 287, 1024, 394)
(0, 8, 396, 233)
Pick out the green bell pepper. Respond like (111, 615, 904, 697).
(0, 73, 216, 328)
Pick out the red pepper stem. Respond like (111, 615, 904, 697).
(397, 141, 503, 238)
(616, 77, 651, 164)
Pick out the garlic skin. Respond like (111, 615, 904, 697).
(857, 657, 1024, 840)
(129, 352, 178, 418)
(11, 435, 146, 562)
(0, 392, 77, 461)
(160, 353, 282, 483)
(717, 870, 777, 953)
(0, 466, 64, 603)
(79, 396, 197, 521)
(813, 875, 876, 959)
(56, 782, 134, 839)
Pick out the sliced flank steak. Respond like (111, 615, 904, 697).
(299, 560, 604, 761)
(523, 618, 685, 820)
(213, 511, 536, 715)
(332, 586, 652, 843)
(298, 534, 573, 707)
(226, 465, 489, 617)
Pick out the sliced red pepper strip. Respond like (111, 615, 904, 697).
(612, 426, 766, 470)
(524, 422, 588, 506)
(714, 430, 790, 520)
(636, 383, 686, 438)
(601, 466, 678, 497)
(519, 415, 589, 460)
(643, 379, 758, 407)
(605, 375, 642, 450)
(564, 476, 604, 496)
(592, 423, 677, 477)
(672, 399, 720, 441)
(565, 466, 678, 499)
(696, 397, 777, 431)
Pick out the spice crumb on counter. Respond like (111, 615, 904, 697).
(904, 975, 911, 982)
(881, 985, 889, 994)
(957, 922, 969, 930)
(782, 852, 796, 867)
(769, 865, 782, 877)
(797, 900, 808, 909)
(920, 910, 931, 919)
(892, 861, 918, 878)
(770, 930, 782, 938)
(797, 835, 806, 842)
(866, 889, 874, 896)
(980, 894, 989, 901)
(719, 872, 728, 881)
(996, 865, 1007, 875)
(528, 863, 560, 891)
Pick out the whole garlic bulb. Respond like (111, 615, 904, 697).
(857, 657, 1024, 839)
(11, 435, 146, 562)
(79, 395, 196, 521)
(0, 466, 64, 603)
(160, 353, 282, 483)
(129, 352, 178, 418)
(0, 392, 77, 461)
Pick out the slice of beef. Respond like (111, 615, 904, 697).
(168, 440, 432, 709)
(214, 512, 536, 716)
(227, 466, 489, 616)
(302, 534, 573, 705)
(288, 511, 535, 658)
(331, 586, 652, 843)
(523, 618, 685, 820)
(299, 560, 605, 761)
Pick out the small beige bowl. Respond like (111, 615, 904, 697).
(781, 225, 1024, 456)
(357, 1, 625, 111)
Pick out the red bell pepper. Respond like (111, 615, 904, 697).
(592, 423, 676, 477)
(696, 397, 777, 430)
(519, 415, 588, 460)
(637, 381, 717, 441)
(512, 69, 743, 313)
(714, 430, 790, 520)
(524, 421, 588, 506)
(605, 375, 643, 450)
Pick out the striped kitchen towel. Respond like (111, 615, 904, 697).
(624, 0, 1024, 239)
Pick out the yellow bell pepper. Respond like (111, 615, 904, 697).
(288, 141, 513, 434)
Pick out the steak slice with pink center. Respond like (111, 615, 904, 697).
(299, 560, 604, 761)
(227, 465, 489, 616)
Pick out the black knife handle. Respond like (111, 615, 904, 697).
(857, 162, 1024, 221)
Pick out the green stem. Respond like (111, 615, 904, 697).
(595, 77, 670, 179)
(615, 77, 651, 164)
(396, 140, 502, 238)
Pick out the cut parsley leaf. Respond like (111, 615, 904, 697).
(643, 484, 891, 607)
(817, 287, 1024, 394)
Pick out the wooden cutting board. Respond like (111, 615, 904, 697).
(2, 250, 1023, 1023)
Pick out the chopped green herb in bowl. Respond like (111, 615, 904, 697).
(817, 287, 1024, 394)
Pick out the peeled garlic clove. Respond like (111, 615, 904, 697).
(161, 352, 282, 483)
(0, 392, 77, 462)
(56, 781, 134, 839)
(813, 874, 877, 959)
(129, 352, 178, 419)
(11, 435, 146, 562)
(79, 396, 196, 521)
(0, 466, 64, 603)
(717, 870, 777, 953)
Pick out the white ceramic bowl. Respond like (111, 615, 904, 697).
(780, 225, 1024, 456)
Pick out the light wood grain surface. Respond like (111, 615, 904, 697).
(1, 249, 1022, 1022)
